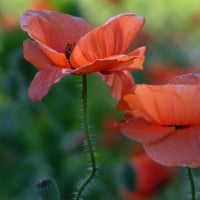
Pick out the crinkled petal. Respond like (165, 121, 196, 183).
(20, 9, 93, 52)
(71, 53, 144, 75)
(118, 115, 174, 144)
(29, 66, 70, 102)
(23, 39, 53, 70)
(126, 47, 146, 71)
(71, 13, 144, 67)
(118, 84, 200, 125)
(99, 70, 136, 99)
(144, 126, 200, 167)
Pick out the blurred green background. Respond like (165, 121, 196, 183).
(0, 0, 200, 199)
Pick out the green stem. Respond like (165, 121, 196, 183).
(74, 75, 97, 200)
(187, 168, 196, 200)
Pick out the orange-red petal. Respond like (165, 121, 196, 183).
(71, 13, 144, 67)
(118, 115, 174, 144)
(38, 42, 70, 67)
(20, 9, 93, 52)
(71, 52, 144, 75)
(24, 39, 70, 70)
(118, 84, 200, 125)
(23, 39, 53, 70)
(125, 47, 146, 71)
(144, 126, 200, 167)
(99, 70, 136, 99)
(29, 66, 70, 102)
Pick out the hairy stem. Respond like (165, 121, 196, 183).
(74, 75, 97, 200)
(187, 168, 196, 200)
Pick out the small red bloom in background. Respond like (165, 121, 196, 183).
(100, 113, 121, 149)
(121, 151, 178, 200)
(20, 10, 145, 101)
(144, 63, 198, 84)
(117, 73, 200, 167)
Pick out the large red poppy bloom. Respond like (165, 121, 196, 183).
(20, 10, 145, 101)
(117, 73, 200, 167)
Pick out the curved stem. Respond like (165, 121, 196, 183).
(74, 75, 97, 200)
(187, 167, 195, 200)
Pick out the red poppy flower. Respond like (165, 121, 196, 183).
(117, 73, 200, 167)
(20, 10, 145, 101)
(121, 152, 177, 200)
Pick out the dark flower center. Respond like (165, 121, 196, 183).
(64, 42, 76, 60)
(167, 125, 190, 130)
(175, 125, 190, 130)
(64, 42, 76, 69)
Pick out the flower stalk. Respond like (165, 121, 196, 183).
(74, 75, 98, 200)
(187, 168, 196, 200)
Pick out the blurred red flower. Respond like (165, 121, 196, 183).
(117, 73, 200, 167)
(144, 63, 198, 84)
(20, 10, 145, 101)
(121, 152, 177, 200)
(100, 113, 121, 148)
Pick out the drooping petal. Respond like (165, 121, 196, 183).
(125, 47, 146, 71)
(20, 9, 93, 52)
(144, 126, 200, 167)
(99, 70, 136, 99)
(118, 84, 200, 125)
(71, 52, 144, 75)
(117, 115, 174, 144)
(99, 47, 145, 73)
(23, 39, 53, 70)
(71, 13, 144, 67)
(28, 66, 70, 102)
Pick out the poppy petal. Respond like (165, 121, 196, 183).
(126, 47, 146, 71)
(144, 126, 200, 167)
(23, 39, 53, 70)
(71, 13, 144, 67)
(118, 84, 200, 125)
(99, 70, 136, 99)
(24, 39, 70, 70)
(20, 9, 93, 52)
(29, 66, 70, 102)
(38, 42, 70, 67)
(118, 116, 174, 144)
(71, 52, 144, 75)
